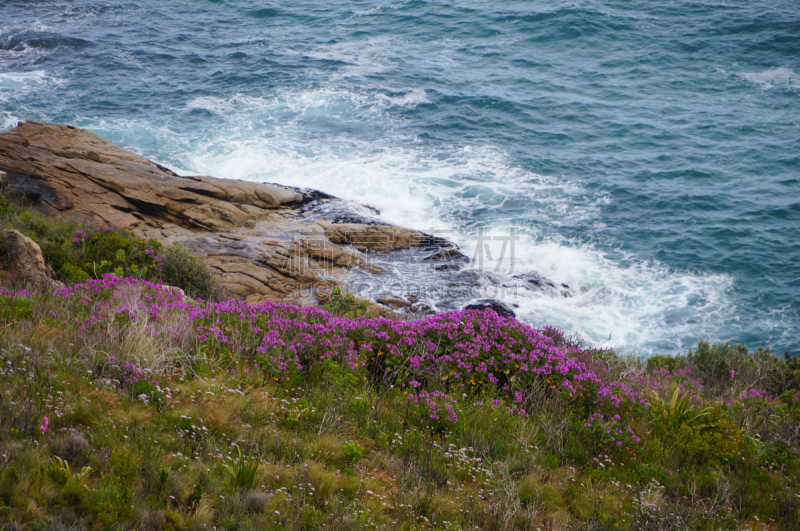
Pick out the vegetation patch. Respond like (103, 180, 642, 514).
(0, 207, 799, 530)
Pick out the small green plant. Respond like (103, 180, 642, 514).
(342, 441, 365, 462)
(51, 456, 92, 501)
(0, 194, 10, 215)
(651, 386, 714, 429)
(223, 447, 262, 491)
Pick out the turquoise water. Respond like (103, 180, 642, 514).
(2, 0, 799, 355)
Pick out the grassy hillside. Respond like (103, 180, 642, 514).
(1, 199, 799, 530)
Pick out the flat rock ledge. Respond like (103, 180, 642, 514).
(0, 121, 464, 312)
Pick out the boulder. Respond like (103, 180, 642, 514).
(376, 294, 412, 309)
(3, 229, 65, 292)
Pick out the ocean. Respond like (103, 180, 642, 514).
(1, 0, 799, 355)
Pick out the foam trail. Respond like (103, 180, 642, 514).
(374, 88, 430, 108)
(0, 70, 49, 103)
(740, 67, 800, 91)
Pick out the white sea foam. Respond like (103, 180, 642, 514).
(463, 233, 736, 354)
(740, 67, 800, 91)
(0, 70, 49, 95)
(187, 89, 379, 118)
(375, 88, 430, 108)
(1, 113, 20, 131)
(0, 70, 54, 131)
(186, 96, 238, 114)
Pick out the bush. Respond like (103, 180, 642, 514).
(0, 194, 11, 216)
(646, 354, 687, 373)
(0, 297, 32, 321)
(57, 263, 90, 283)
(325, 286, 367, 318)
(342, 442, 365, 463)
(0, 466, 20, 506)
(41, 244, 69, 273)
(159, 243, 217, 299)
(243, 491, 271, 513)
(56, 433, 90, 463)
(689, 340, 783, 393)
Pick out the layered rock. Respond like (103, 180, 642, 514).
(0, 121, 461, 309)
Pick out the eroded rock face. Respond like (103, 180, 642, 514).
(3, 229, 65, 293)
(0, 121, 458, 307)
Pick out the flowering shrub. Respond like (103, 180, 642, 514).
(1, 272, 800, 529)
(190, 295, 649, 429)
(407, 389, 458, 425)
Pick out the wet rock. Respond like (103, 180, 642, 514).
(376, 294, 411, 309)
(3, 229, 65, 292)
(423, 247, 470, 272)
(463, 299, 518, 319)
(423, 248, 467, 261)
(409, 301, 435, 315)
(511, 272, 573, 297)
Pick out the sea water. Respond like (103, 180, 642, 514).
(1, 0, 799, 355)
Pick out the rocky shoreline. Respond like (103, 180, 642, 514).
(0, 121, 570, 315)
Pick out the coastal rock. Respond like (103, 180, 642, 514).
(376, 294, 412, 309)
(510, 272, 573, 298)
(464, 299, 518, 319)
(0, 121, 454, 307)
(3, 229, 65, 292)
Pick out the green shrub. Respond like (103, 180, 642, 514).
(0, 194, 10, 215)
(57, 263, 90, 283)
(646, 354, 687, 373)
(88, 448, 139, 526)
(0, 297, 33, 321)
(309, 358, 366, 392)
(689, 340, 783, 393)
(159, 243, 217, 299)
(163, 510, 184, 531)
(24, 217, 49, 237)
(79, 230, 132, 274)
(41, 244, 69, 273)
(342, 442, 365, 463)
(325, 286, 368, 318)
(0, 466, 20, 506)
